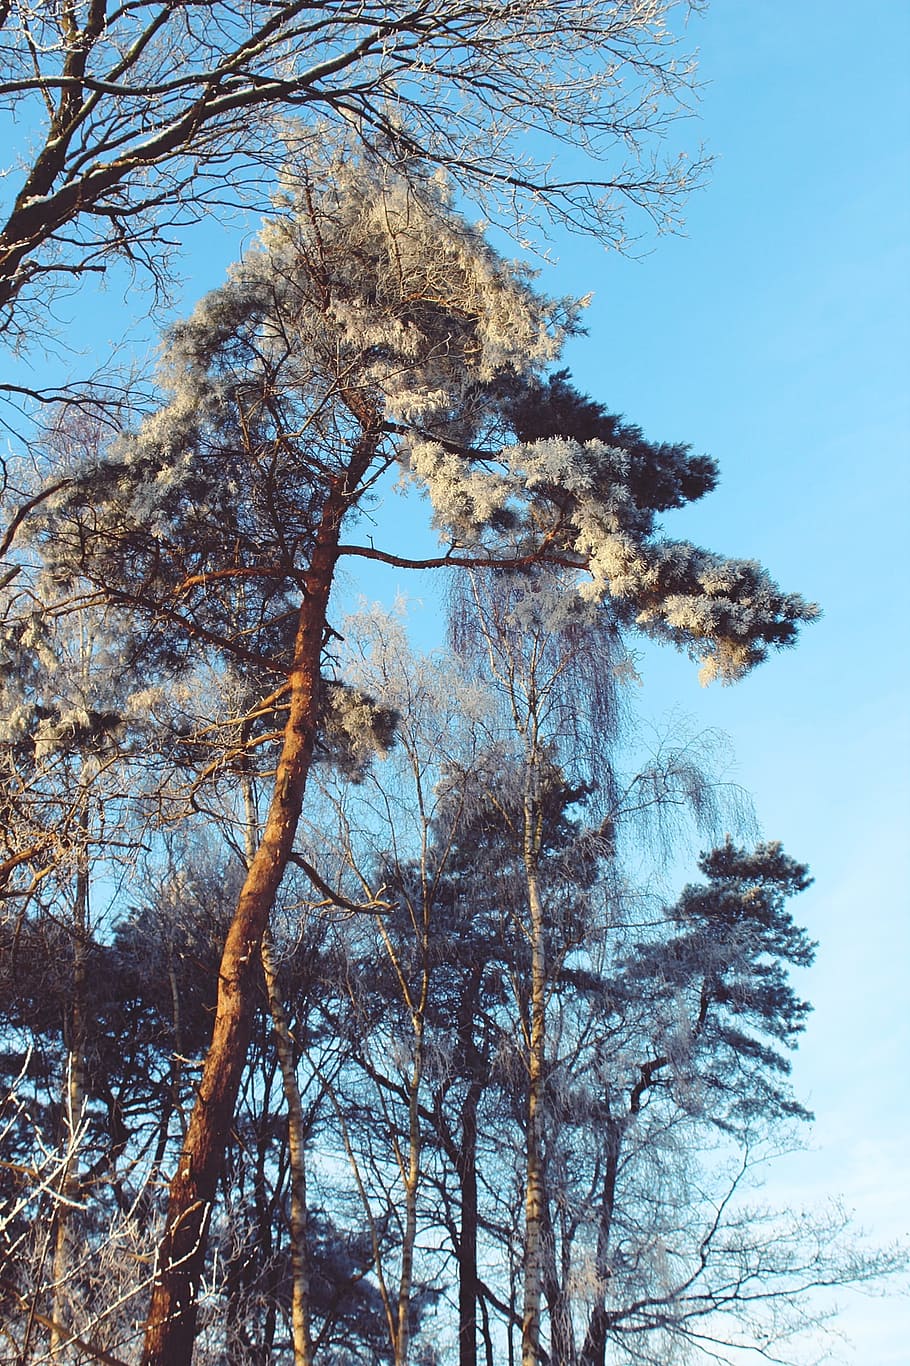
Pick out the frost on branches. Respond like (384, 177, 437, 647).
(14, 144, 823, 1362)
(40, 147, 816, 692)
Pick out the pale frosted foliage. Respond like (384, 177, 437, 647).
(321, 681, 396, 779)
(40, 146, 816, 690)
(339, 601, 494, 733)
(56, 150, 571, 599)
(0, 702, 33, 746)
(497, 578, 603, 637)
(31, 707, 114, 762)
(150, 152, 567, 451)
(0, 598, 187, 771)
(262, 159, 566, 422)
(479, 438, 821, 681)
(514, 437, 631, 504)
(124, 684, 173, 720)
(409, 440, 513, 536)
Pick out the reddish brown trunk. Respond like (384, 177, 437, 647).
(142, 476, 357, 1365)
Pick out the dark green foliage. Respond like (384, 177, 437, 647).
(503, 368, 718, 514)
(621, 838, 816, 1125)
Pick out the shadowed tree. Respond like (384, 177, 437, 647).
(304, 601, 858, 1366)
(32, 146, 817, 1362)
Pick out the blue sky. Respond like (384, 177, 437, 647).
(560, 5, 910, 1358)
(194, 6, 910, 1355)
(356, 5, 910, 1358)
(5, 2, 908, 1358)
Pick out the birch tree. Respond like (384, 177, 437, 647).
(388, 624, 899, 1364)
(449, 570, 618, 1366)
(302, 608, 503, 1366)
(446, 566, 677, 1363)
(33, 146, 817, 1362)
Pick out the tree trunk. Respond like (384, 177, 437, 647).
(541, 1191, 575, 1366)
(261, 930, 314, 1366)
(579, 1120, 623, 1366)
(142, 475, 357, 1365)
(395, 1022, 424, 1366)
(521, 853, 547, 1366)
(50, 808, 89, 1356)
(457, 1073, 481, 1366)
(243, 764, 315, 1366)
(478, 1288, 496, 1366)
(456, 965, 484, 1366)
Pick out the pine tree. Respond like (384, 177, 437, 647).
(33, 147, 817, 1361)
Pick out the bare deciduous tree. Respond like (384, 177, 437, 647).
(0, 0, 706, 343)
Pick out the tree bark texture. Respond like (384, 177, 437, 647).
(457, 1075, 482, 1366)
(579, 1121, 623, 1366)
(395, 1023, 424, 1366)
(243, 766, 315, 1366)
(541, 1194, 575, 1366)
(142, 473, 358, 1365)
(456, 965, 484, 1366)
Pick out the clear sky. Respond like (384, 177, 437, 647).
(6, 2, 908, 1359)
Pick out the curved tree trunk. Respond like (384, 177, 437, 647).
(142, 469, 366, 1365)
